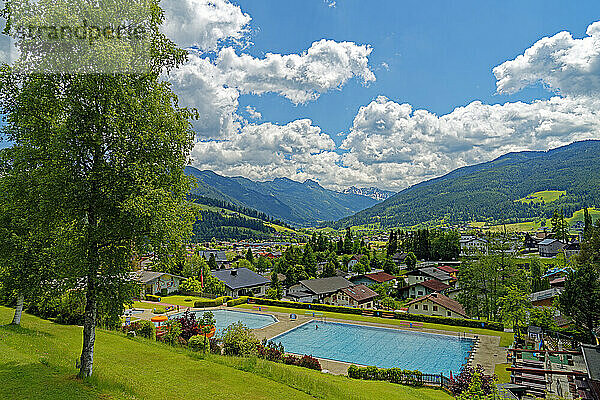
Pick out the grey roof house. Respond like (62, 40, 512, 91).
(211, 267, 270, 298)
(285, 276, 353, 303)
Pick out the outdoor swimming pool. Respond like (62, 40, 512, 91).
(271, 321, 474, 374)
(170, 309, 277, 334)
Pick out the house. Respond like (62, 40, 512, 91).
(399, 279, 451, 299)
(350, 271, 397, 287)
(198, 250, 229, 268)
(211, 267, 270, 298)
(391, 252, 409, 265)
(523, 233, 540, 252)
(460, 236, 488, 256)
(285, 276, 353, 304)
(436, 265, 458, 279)
(580, 344, 600, 400)
(404, 267, 453, 286)
(538, 238, 565, 257)
(529, 287, 562, 307)
(564, 242, 581, 259)
(406, 293, 468, 318)
(134, 271, 185, 296)
(347, 254, 365, 269)
(330, 284, 378, 309)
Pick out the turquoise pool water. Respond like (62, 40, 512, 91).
(170, 309, 277, 334)
(272, 321, 473, 374)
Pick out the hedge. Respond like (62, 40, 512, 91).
(145, 294, 161, 302)
(245, 297, 503, 331)
(194, 296, 232, 308)
(348, 365, 424, 386)
(226, 296, 248, 307)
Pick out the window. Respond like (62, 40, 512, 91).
(433, 305, 438, 311)
(423, 304, 428, 310)
(414, 305, 418, 310)
(418, 290, 423, 296)
(447, 311, 451, 317)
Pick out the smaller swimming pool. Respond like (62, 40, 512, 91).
(169, 309, 277, 334)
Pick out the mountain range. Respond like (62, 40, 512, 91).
(342, 186, 396, 201)
(184, 167, 379, 226)
(331, 140, 600, 229)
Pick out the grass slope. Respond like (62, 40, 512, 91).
(0, 307, 451, 400)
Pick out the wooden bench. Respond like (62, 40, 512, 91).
(362, 310, 374, 316)
(381, 312, 395, 319)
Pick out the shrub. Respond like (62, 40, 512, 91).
(347, 365, 423, 386)
(209, 337, 222, 354)
(298, 355, 321, 371)
(137, 320, 155, 339)
(145, 294, 161, 302)
(163, 319, 182, 345)
(257, 339, 284, 362)
(226, 296, 248, 307)
(194, 296, 232, 308)
(153, 306, 166, 314)
(449, 364, 497, 397)
(188, 335, 209, 352)
(283, 355, 299, 365)
(221, 321, 259, 356)
(176, 310, 201, 340)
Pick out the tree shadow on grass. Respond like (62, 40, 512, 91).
(0, 361, 96, 400)
(0, 323, 53, 337)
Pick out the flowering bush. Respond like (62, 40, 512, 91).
(122, 320, 155, 339)
(188, 335, 209, 352)
(257, 339, 284, 362)
(347, 365, 423, 386)
(176, 310, 201, 340)
(221, 322, 259, 356)
(449, 365, 497, 397)
(298, 355, 321, 371)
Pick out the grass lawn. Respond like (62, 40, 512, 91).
(516, 190, 566, 204)
(488, 220, 542, 233)
(235, 304, 513, 347)
(130, 295, 211, 309)
(494, 363, 511, 383)
(0, 306, 452, 400)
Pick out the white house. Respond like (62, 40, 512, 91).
(460, 236, 488, 256)
(134, 271, 184, 296)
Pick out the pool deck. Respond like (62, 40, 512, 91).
(124, 305, 504, 376)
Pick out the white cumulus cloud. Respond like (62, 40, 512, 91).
(493, 21, 600, 96)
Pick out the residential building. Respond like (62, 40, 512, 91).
(330, 284, 378, 309)
(350, 271, 397, 287)
(347, 254, 365, 269)
(404, 267, 453, 286)
(406, 293, 468, 318)
(134, 271, 185, 296)
(198, 250, 229, 268)
(538, 238, 565, 257)
(391, 252, 408, 265)
(285, 276, 353, 304)
(580, 344, 600, 400)
(460, 236, 488, 256)
(529, 287, 562, 307)
(564, 242, 581, 259)
(398, 279, 451, 299)
(211, 267, 270, 298)
(436, 265, 458, 279)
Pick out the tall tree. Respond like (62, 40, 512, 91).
(551, 209, 568, 242)
(584, 208, 593, 240)
(0, 0, 195, 377)
(245, 248, 254, 264)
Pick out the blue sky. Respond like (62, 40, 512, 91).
(3, 1, 600, 190)
(234, 0, 599, 146)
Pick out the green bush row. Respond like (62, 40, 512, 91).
(145, 294, 161, 302)
(226, 297, 248, 307)
(248, 297, 363, 315)
(348, 365, 424, 386)
(194, 296, 232, 308)
(246, 297, 503, 331)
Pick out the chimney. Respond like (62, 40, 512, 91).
(231, 269, 237, 276)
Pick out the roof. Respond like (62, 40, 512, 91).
(437, 265, 458, 274)
(133, 271, 185, 283)
(419, 279, 451, 292)
(340, 284, 378, 302)
(198, 250, 228, 262)
(211, 267, 270, 290)
(299, 276, 352, 295)
(362, 271, 396, 283)
(406, 267, 452, 281)
(564, 242, 581, 251)
(539, 238, 563, 246)
(529, 287, 562, 303)
(392, 252, 408, 261)
(581, 344, 600, 381)
(406, 293, 467, 318)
